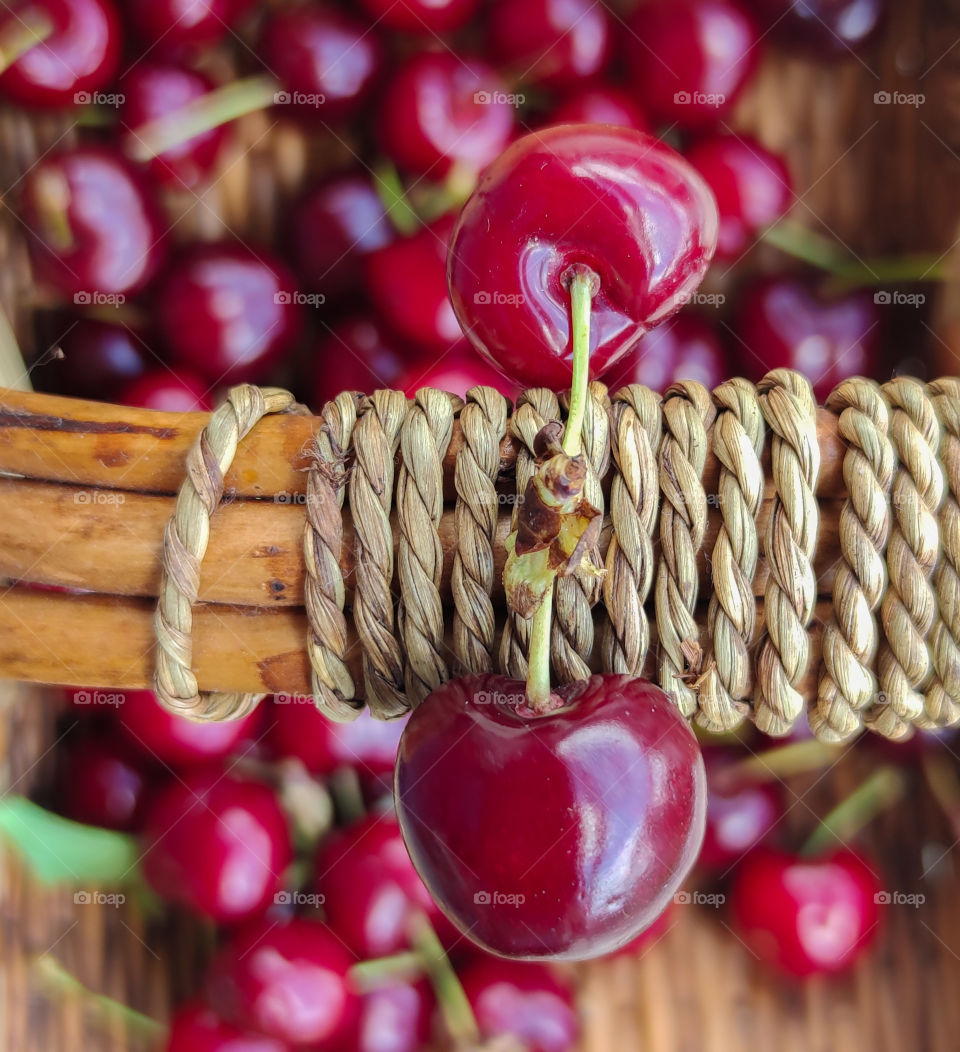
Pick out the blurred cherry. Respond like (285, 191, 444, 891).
(311, 318, 408, 405)
(395, 341, 518, 400)
(607, 313, 729, 392)
(746, 0, 885, 55)
(126, 0, 247, 54)
(358, 0, 478, 33)
(165, 1000, 287, 1052)
(119, 370, 212, 412)
(58, 730, 151, 831)
(43, 318, 149, 400)
(546, 86, 650, 132)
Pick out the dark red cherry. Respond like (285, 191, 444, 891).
(546, 86, 650, 132)
(487, 0, 611, 89)
(379, 53, 514, 180)
(730, 846, 882, 976)
(206, 918, 359, 1047)
(685, 134, 792, 261)
(116, 688, 259, 766)
(119, 369, 213, 412)
(358, 0, 477, 33)
(368, 214, 464, 355)
(0, 0, 120, 109)
(395, 341, 518, 400)
(260, 7, 382, 124)
(311, 318, 407, 405)
(289, 175, 393, 299)
(21, 146, 166, 297)
(735, 275, 882, 402)
(126, 0, 245, 54)
(155, 242, 302, 385)
(395, 673, 706, 960)
(606, 312, 729, 393)
(345, 979, 433, 1052)
(58, 731, 150, 831)
(313, 811, 449, 958)
(142, 770, 292, 924)
(120, 64, 226, 190)
(447, 125, 719, 389)
(625, 0, 760, 131)
(43, 318, 149, 399)
(458, 958, 579, 1052)
(746, 0, 885, 55)
(165, 1000, 287, 1052)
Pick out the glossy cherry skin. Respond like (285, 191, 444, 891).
(359, 0, 476, 32)
(488, 0, 611, 89)
(395, 341, 518, 400)
(206, 918, 359, 1047)
(606, 312, 729, 393)
(546, 86, 650, 133)
(116, 688, 259, 767)
(142, 770, 292, 924)
(341, 979, 433, 1052)
(730, 846, 882, 976)
(625, 0, 760, 131)
(735, 275, 882, 402)
(58, 731, 151, 831)
(165, 1000, 288, 1052)
(0, 0, 120, 108)
(396, 673, 706, 960)
(21, 147, 166, 297)
(685, 134, 792, 261)
(379, 53, 514, 180)
(368, 215, 463, 355)
(126, 0, 243, 54)
(746, 0, 885, 55)
(311, 318, 407, 405)
(608, 904, 675, 958)
(120, 64, 226, 190)
(313, 811, 449, 958)
(155, 243, 302, 385)
(457, 958, 579, 1052)
(448, 126, 719, 389)
(42, 318, 149, 399)
(119, 370, 213, 412)
(260, 7, 382, 124)
(289, 175, 393, 299)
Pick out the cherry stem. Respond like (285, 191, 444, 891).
(0, 302, 31, 392)
(328, 765, 367, 826)
(349, 951, 425, 988)
(800, 764, 906, 858)
(127, 74, 279, 163)
(922, 753, 960, 840)
(721, 739, 843, 787)
(0, 9, 54, 76)
(408, 911, 480, 1044)
(372, 162, 421, 238)
(32, 167, 74, 252)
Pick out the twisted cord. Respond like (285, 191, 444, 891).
(498, 388, 561, 679)
(810, 379, 895, 742)
(304, 391, 362, 722)
(349, 389, 409, 719)
(697, 378, 765, 732)
(154, 385, 296, 722)
(452, 386, 509, 674)
(397, 388, 462, 706)
(601, 384, 662, 676)
(754, 369, 821, 737)
(655, 380, 716, 718)
(868, 377, 944, 739)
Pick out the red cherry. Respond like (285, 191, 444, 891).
(119, 369, 213, 413)
(21, 146, 166, 297)
(685, 134, 792, 261)
(0, 0, 120, 109)
(395, 341, 518, 400)
(345, 979, 434, 1052)
(625, 0, 760, 131)
(378, 53, 514, 180)
(42, 318, 149, 399)
(155, 242, 302, 385)
(608, 904, 675, 958)
(260, 7, 382, 124)
(730, 846, 882, 976)
(487, 0, 611, 89)
(313, 811, 449, 958)
(735, 275, 882, 402)
(367, 215, 464, 355)
(311, 318, 407, 405)
(746, 0, 885, 55)
(358, 0, 477, 33)
(142, 770, 292, 924)
(458, 958, 579, 1052)
(206, 918, 359, 1047)
(165, 1000, 287, 1052)
(58, 730, 150, 831)
(546, 87, 650, 133)
(447, 125, 719, 389)
(116, 688, 259, 767)
(606, 312, 729, 393)
(120, 64, 226, 190)
(395, 673, 706, 960)
(126, 0, 245, 54)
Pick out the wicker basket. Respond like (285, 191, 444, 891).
(2, 2, 960, 1049)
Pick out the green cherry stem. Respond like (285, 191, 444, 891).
(0, 9, 54, 75)
(372, 161, 422, 238)
(409, 911, 480, 1044)
(800, 765, 906, 859)
(349, 951, 425, 988)
(722, 739, 844, 787)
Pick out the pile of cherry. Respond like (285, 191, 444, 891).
(0, 0, 898, 409)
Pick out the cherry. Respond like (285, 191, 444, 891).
(746, 0, 885, 55)
(311, 318, 408, 406)
(0, 0, 120, 109)
(119, 369, 213, 412)
(395, 673, 706, 960)
(154, 242, 302, 385)
(42, 318, 149, 400)
(395, 341, 518, 400)
(606, 312, 729, 393)
(608, 904, 675, 958)
(345, 978, 433, 1052)
(313, 810, 450, 958)
(165, 1000, 288, 1052)
(545, 86, 650, 133)
(378, 52, 514, 180)
(206, 918, 359, 1047)
(142, 769, 292, 924)
(57, 730, 151, 831)
(120, 64, 226, 191)
(735, 275, 882, 402)
(116, 688, 259, 767)
(447, 125, 718, 389)
(288, 175, 393, 300)
(457, 958, 579, 1052)
(126, 0, 245, 55)
(260, 7, 382, 124)
(358, 0, 477, 33)
(21, 146, 166, 298)
(730, 846, 882, 976)
(367, 214, 464, 355)
(487, 0, 611, 89)
(685, 134, 792, 261)
(625, 0, 760, 131)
